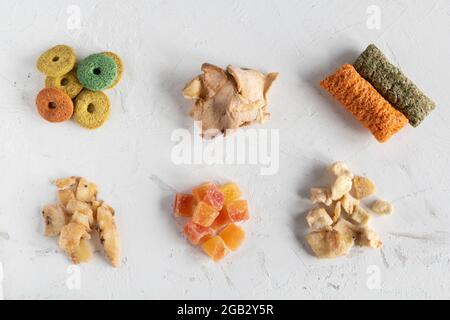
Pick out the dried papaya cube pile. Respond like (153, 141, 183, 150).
(173, 182, 249, 262)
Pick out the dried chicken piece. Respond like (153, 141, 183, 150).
(65, 200, 94, 225)
(42, 204, 69, 237)
(97, 204, 120, 267)
(306, 229, 353, 259)
(310, 187, 332, 206)
(59, 222, 92, 264)
(54, 176, 79, 189)
(306, 208, 333, 231)
(58, 189, 75, 206)
(42, 176, 120, 267)
(76, 177, 97, 202)
(183, 63, 278, 138)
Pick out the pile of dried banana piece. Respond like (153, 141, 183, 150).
(42, 177, 120, 267)
(306, 162, 393, 259)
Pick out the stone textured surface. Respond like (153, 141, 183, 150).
(0, 0, 449, 299)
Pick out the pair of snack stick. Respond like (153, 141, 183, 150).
(321, 44, 435, 142)
(35, 45, 123, 129)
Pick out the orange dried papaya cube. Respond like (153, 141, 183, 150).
(226, 199, 249, 222)
(219, 183, 242, 205)
(219, 224, 245, 251)
(203, 184, 225, 211)
(210, 208, 231, 231)
(183, 222, 214, 245)
(173, 193, 195, 217)
(201, 236, 229, 262)
(192, 201, 219, 227)
(192, 182, 215, 202)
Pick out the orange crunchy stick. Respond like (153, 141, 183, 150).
(320, 64, 408, 143)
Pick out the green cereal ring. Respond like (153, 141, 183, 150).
(102, 52, 123, 89)
(45, 69, 83, 99)
(74, 89, 111, 129)
(36, 87, 74, 123)
(354, 44, 436, 127)
(36, 45, 76, 77)
(77, 54, 118, 91)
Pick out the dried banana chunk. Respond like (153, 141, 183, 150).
(310, 187, 332, 206)
(97, 204, 120, 267)
(306, 229, 353, 259)
(341, 193, 360, 215)
(306, 208, 333, 231)
(351, 176, 376, 199)
(371, 200, 393, 215)
(59, 222, 92, 264)
(331, 175, 352, 200)
(357, 228, 383, 248)
(329, 201, 342, 223)
(350, 206, 371, 226)
(42, 204, 69, 237)
(330, 161, 354, 179)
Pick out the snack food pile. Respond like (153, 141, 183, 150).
(35, 45, 123, 129)
(305, 162, 393, 259)
(42, 177, 120, 267)
(174, 182, 249, 261)
(321, 44, 435, 142)
(183, 63, 278, 139)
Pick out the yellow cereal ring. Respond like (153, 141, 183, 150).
(45, 69, 83, 99)
(36, 45, 76, 77)
(74, 90, 111, 129)
(102, 52, 123, 88)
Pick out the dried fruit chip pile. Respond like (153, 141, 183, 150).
(174, 182, 248, 262)
(321, 44, 435, 142)
(305, 161, 393, 259)
(35, 44, 123, 129)
(41, 176, 120, 267)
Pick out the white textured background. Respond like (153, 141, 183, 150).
(0, 0, 449, 300)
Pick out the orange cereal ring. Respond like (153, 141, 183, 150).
(320, 64, 408, 143)
(36, 87, 74, 123)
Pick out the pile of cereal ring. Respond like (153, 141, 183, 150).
(35, 45, 123, 129)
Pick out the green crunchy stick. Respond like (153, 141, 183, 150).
(354, 44, 435, 127)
